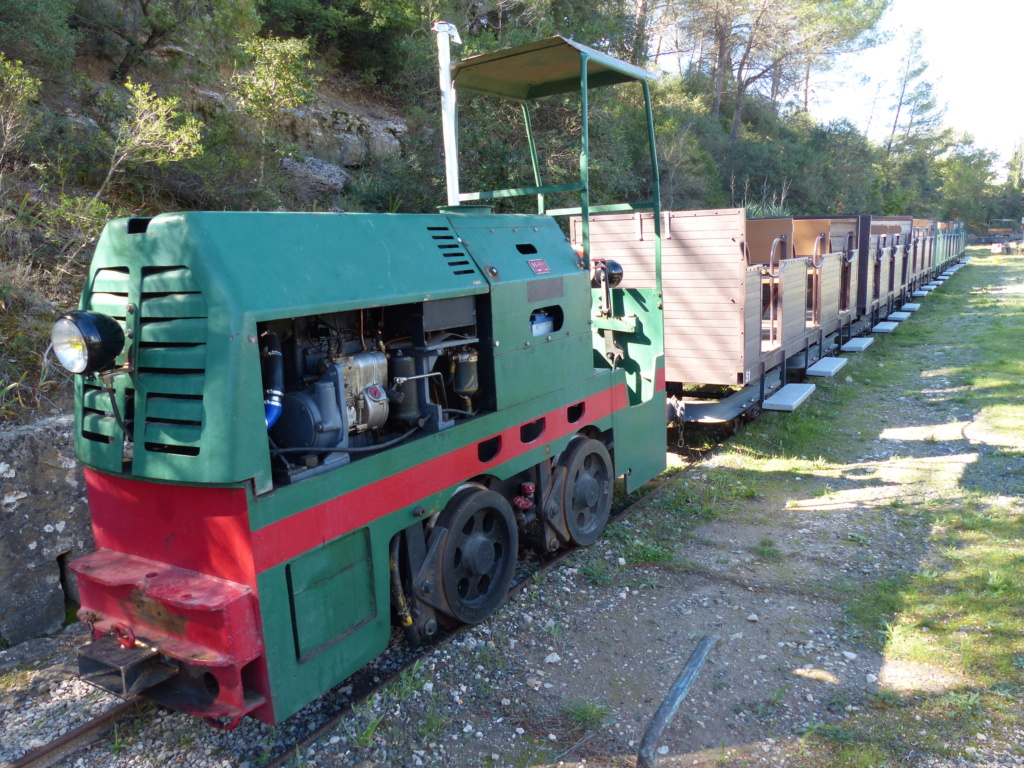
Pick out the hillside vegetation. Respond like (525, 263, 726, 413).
(1, 0, 1022, 421)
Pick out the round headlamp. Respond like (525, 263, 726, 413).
(51, 311, 125, 374)
(604, 259, 624, 288)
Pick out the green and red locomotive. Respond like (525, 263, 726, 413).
(51, 33, 666, 727)
(49, 28, 968, 729)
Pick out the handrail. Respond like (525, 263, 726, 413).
(843, 233, 856, 263)
(545, 200, 655, 216)
(459, 181, 585, 202)
(811, 232, 828, 268)
(761, 235, 787, 278)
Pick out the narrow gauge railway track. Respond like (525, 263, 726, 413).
(2, 699, 148, 768)
(3, 456, 697, 768)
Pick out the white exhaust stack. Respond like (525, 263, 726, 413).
(433, 21, 462, 207)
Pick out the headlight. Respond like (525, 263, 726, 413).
(605, 259, 624, 288)
(51, 311, 125, 374)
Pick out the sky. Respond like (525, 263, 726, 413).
(811, 0, 1024, 170)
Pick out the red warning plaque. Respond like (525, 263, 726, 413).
(527, 259, 551, 275)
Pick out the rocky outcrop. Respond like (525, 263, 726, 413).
(275, 105, 405, 169)
(280, 156, 352, 193)
(185, 86, 407, 181)
(0, 416, 91, 646)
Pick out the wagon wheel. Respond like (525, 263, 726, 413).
(559, 438, 613, 547)
(437, 489, 518, 624)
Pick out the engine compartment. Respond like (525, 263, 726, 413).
(258, 295, 484, 483)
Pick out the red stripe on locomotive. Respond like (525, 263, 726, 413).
(250, 383, 630, 573)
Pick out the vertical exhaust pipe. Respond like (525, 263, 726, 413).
(433, 21, 462, 207)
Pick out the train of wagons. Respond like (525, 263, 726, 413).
(48, 29, 966, 727)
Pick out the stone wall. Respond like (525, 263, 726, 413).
(0, 416, 91, 646)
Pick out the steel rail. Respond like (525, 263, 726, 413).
(3, 699, 148, 768)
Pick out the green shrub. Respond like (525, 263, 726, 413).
(0, 0, 78, 75)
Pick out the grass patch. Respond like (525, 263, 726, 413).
(622, 540, 675, 566)
(752, 537, 783, 561)
(842, 575, 910, 647)
(561, 700, 608, 732)
(579, 560, 614, 586)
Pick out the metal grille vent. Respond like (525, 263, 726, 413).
(136, 266, 207, 458)
(427, 226, 476, 276)
(81, 268, 131, 445)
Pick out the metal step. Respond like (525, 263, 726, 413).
(887, 311, 911, 321)
(762, 383, 816, 412)
(901, 303, 921, 311)
(872, 321, 899, 333)
(841, 337, 874, 352)
(79, 635, 178, 697)
(806, 357, 847, 377)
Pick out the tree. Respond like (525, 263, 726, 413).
(877, 29, 950, 215)
(0, 0, 78, 75)
(75, 0, 260, 80)
(883, 29, 945, 159)
(785, 0, 888, 112)
(937, 135, 995, 224)
(93, 78, 203, 203)
(230, 36, 321, 183)
(258, 0, 419, 78)
(657, 0, 887, 150)
(0, 54, 41, 197)
(1001, 141, 1024, 206)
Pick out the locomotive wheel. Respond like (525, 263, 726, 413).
(559, 438, 613, 546)
(437, 489, 518, 624)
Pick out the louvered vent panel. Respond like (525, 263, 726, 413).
(136, 266, 207, 458)
(81, 268, 130, 445)
(427, 225, 477, 276)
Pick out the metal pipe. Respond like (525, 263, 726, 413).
(433, 21, 462, 207)
(271, 427, 419, 455)
(811, 232, 827, 268)
(636, 635, 719, 768)
(762, 235, 787, 278)
(579, 53, 591, 269)
(643, 78, 663, 298)
(389, 535, 417, 639)
(843, 233, 856, 263)
(522, 102, 543, 213)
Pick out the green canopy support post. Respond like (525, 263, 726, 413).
(521, 102, 544, 215)
(642, 78, 662, 298)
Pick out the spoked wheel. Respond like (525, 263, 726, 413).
(559, 438, 613, 546)
(437, 488, 518, 624)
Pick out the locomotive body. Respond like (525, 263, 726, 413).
(67, 189, 664, 727)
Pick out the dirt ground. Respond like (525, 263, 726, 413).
(321, 257, 1021, 768)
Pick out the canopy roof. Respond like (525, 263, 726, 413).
(451, 36, 656, 101)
